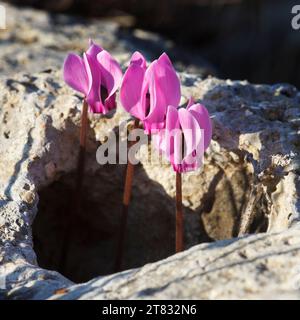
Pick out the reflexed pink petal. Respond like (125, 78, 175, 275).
(141, 61, 155, 117)
(166, 105, 180, 130)
(143, 59, 156, 84)
(91, 101, 105, 114)
(154, 105, 180, 166)
(178, 108, 203, 172)
(63, 53, 89, 95)
(154, 105, 208, 174)
(89, 99, 115, 114)
(97, 50, 123, 98)
(84, 52, 101, 111)
(188, 103, 212, 150)
(178, 108, 202, 156)
(130, 51, 147, 68)
(142, 61, 168, 134)
(83, 53, 94, 96)
(187, 97, 195, 108)
(142, 54, 180, 133)
(156, 53, 181, 107)
(103, 93, 117, 113)
(120, 62, 145, 120)
(121, 52, 181, 134)
(158, 52, 172, 66)
(165, 105, 180, 160)
(64, 41, 120, 115)
(87, 39, 103, 59)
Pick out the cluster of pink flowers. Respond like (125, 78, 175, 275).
(63, 40, 212, 173)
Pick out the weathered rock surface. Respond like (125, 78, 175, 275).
(0, 2, 213, 78)
(0, 62, 300, 299)
(0, 2, 128, 77)
(0, 2, 300, 296)
(46, 226, 300, 300)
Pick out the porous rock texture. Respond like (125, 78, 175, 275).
(0, 2, 128, 77)
(0, 2, 213, 78)
(0, 63, 300, 299)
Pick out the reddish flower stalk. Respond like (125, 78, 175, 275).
(75, 99, 89, 207)
(59, 99, 89, 271)
(114, 118, 140, 272)
(61, 40, 122, 273)
(154, 99, 212, 254)
(117, 51, 181, 270)
(176, 172, 183, 252)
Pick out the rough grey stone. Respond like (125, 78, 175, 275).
(0, 2, 213, 78)
(0, 1, 300, 300)
(51, 226, 300, 300)
(0, 65, 300, 298)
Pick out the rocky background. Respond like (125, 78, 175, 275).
(3, 0, 300, 88)
(0, 2, 214, 78)
(0, 1, 300, 300)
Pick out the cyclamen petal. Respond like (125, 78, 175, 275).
(165, 105, 180, 164)
(120, 62, 146, 120)
(63, 39, 122, 114)
(103, 93, 117, 113)
(120, 52, 181, 134)
(86, 39, 103, 58)
(155, 103, 212, 173)
(188, 102, 212, 150)
(177, 108, 203, 172)
(84, 52, 101, 112)
(187, 97, 195, 108)
(130, 51, 147, 68)
(156, 53, 181, 107)
(97, 50, 123, 99)
(143, 62, 167, 133)
(63, 53, 89, 95)
(153, 105, 179, 166)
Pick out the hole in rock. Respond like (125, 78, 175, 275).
(33, 158, 268, 283)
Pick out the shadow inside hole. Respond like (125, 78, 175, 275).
(33, 163, 208, 283)
(32, 159, 265, 283)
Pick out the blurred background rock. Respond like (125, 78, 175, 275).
(1, 0, 300, 87)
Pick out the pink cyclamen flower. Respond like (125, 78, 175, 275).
(155, 98, 212, 173)
(120, 51, 181, 134)
(63, 39, 122, 114)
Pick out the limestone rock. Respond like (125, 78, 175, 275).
(50, 226, 300, 300)
(0, 2, 129, 77)
(0, 64, 300, 298)
(0, 2, 213, 78)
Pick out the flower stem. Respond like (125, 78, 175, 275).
(114, 118, 139, 272)
(176, 172, 183, 253)
(75, 99, 89, 204)
(59, 99, 89, 273)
